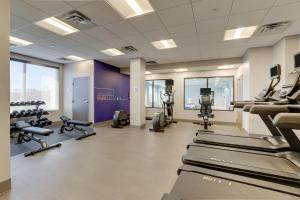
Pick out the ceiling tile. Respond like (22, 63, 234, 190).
(104, 20, 140, 37)
(23, 0, 73, 16)
(122, 34, 148, 46)
(263, 2, 300, 24)
(227, 10, 268, 29)
(158, 4, 194, 28)
(193, 0, 232, 21)
(64, 1, 94, 8)
(198, 32, 224, 45)
(149, 0, 190, 10)
(231, 0, 276, 14)
(84, 26, 117, 41)
(11, 15, 31, 31)
(248, 34, 281, 48)
(129, 13, 165, 32)
(282, 19, 300, 35)
(143, 29, 170, 41)
(11, 0, 48, 23)
(168, 23, 197, 39)
(102, 38, 129, 49)
(196, 17, 227, 35)
(77, 1, 122, 25)
(10, 30, 44, 44)
(20, 24, 61, 41)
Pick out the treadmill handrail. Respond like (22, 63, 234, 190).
(274, 113, 300, 129)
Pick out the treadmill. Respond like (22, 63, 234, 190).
(193, 69, 300, 152)
(183, 104, 300, 186)
(162, 164, 300, 200)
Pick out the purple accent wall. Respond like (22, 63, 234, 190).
(94, 60, 130, 123)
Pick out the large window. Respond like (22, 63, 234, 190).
(145, 80, 167, 108)
(10, 60, 59, 110)
(184, 76, 234, 110)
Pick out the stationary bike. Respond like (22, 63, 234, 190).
(150, 79, 177, 132)
(198, 88, 214, 132)
(111, 110, 130, 128)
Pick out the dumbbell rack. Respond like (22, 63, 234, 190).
(10, 101, 51, 130)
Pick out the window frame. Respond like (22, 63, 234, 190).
(145, 79, 169, 108)
(184, 76, 235, 111)
(10, 58, 60, 111)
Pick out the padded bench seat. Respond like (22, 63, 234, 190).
(67, 120, 92, 126)
(23, 126, 53, 136)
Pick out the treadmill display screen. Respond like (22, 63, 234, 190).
(200, 88, 211, 95)
(295, 53, 300, 68)
(270, 65, 280, 79)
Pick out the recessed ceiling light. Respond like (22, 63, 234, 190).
(224, 26, 257, 41)
(151, 39, 177, 50)
(174, 68, 188, 72)
(105, 0, 154, 18)
(65, 55, 85, 61)
(35, 17, 79, 36)
(101, 48, 124, 56)
(145, 71, 152, 75)
(218, 65, 236, 70)
(10, 36, 33, 47)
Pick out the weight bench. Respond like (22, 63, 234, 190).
(59, 115, 96, 140)
(15, 121, 61, 157)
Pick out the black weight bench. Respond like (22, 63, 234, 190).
(15, 121, 61, 157)
(59, 115, 96, 140)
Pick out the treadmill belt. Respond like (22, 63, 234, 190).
(194, 134, 289, 151)
(183, 145, 300, 184)
(168, 166, 300, 199)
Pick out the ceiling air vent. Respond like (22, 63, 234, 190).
(254, 21, 291, 36)
(146, 61, 158, 65)
(57, 10, 96, 31)
(119, 46, 138, 54)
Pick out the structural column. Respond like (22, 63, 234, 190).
(130, 58, 146, 127)
(0, 0, 11, 192)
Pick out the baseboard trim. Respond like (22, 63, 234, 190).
(0, 179, 11, 193)
(175, 118, 237, 126)
(130, 124, 146, 129)
(94, 120, 112, 127)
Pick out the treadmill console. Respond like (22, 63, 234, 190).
(256, 65, 281, 100)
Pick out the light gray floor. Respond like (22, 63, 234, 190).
(0, 122, 245, 200)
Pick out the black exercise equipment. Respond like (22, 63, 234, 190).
(59, 115, 96, 140)
(198, 88, 214, 131)
(193, 68, 300, 153)
(111, 110, 130, 128)
(150, 79, 177, 132)
(15, 121, 61, 157)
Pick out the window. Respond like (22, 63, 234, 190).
(184, 76, 234, 111)
(10, 60, 59, 110)
(145, 80, 167, 108)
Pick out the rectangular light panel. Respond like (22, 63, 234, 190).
(151, 39, 177, 50)
(224, 26, 257, 41)
(145, 71, 152, 75)
(35, 17, 79, 36)
(218, 65, 236, 69)
(174, 68, 188, 72)
(10, 36, 33, 47)
(105, 0, 154, 18)
(101, 48, 124, 56)
(65, 55, 85, 61)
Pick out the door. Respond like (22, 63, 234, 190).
(72, 77, 89, 121)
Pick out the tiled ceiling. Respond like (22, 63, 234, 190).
(10, 0, 300, 67)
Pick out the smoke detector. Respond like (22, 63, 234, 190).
(57, 10, 96, 31)
(254, 21, 291, 36)
(118, 46, 138, 54)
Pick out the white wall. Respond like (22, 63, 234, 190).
(240, 47, 273, 134)
(0, 0, 11, 189)
(63, 60, 94, 122)
(146, 69, 238, 123)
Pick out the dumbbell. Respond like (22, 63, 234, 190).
(11, 111, 20, 118)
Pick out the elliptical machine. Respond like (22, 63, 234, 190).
(150, 79, 177, 132)
(198, 88, 214, 132)
(111, 110, 130, 128)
